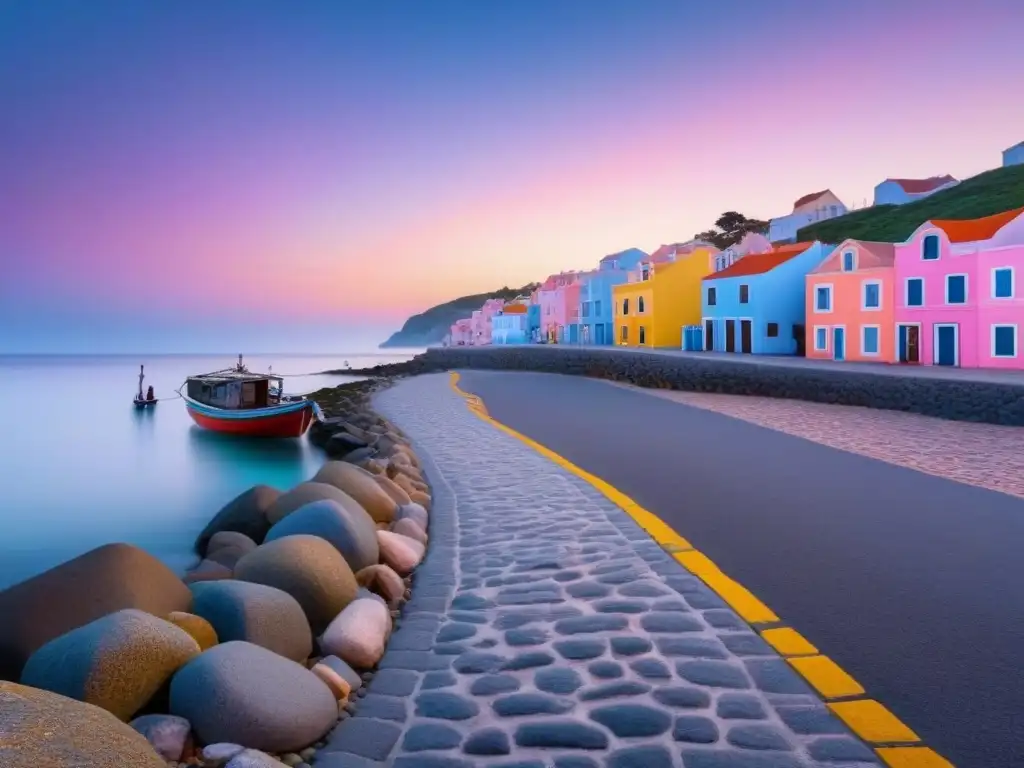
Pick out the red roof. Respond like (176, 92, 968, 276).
(793, 190, 829, 209)
(703, 242, 815, 280)
(930, 207, 1024, 243)
(886, 175, 957, 194)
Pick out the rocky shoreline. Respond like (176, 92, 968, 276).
(0, 379, 432, 768)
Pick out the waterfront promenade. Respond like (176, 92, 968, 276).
(455, 368, 1024, 767)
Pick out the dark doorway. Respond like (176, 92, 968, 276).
(793, 324, 806, 356)
(740, 320, 752, 354)
(704, 319, 714, 352)
(725, 320, 736, 352)
(899, 325, 920, 363)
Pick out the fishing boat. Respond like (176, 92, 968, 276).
(182, 355, 321, 438)
(133, 365, 157, 408)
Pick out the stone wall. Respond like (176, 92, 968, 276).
(350, 347, 1024, 427)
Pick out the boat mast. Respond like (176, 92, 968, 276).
(138, 365, 144, 399)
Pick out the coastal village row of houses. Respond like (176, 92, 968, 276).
(446, 149, 1024, 371)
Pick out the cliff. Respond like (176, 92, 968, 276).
(379, 283, 539, 348)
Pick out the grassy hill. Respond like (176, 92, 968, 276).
(380, 283, 539, 348)
(798, 163, 1024, 243)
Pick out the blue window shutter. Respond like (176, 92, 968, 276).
(864, 327, 879, 353)
(864, 283, 879, 308)
(994, 326, 1016, 356)
(947, 275, 966, 304)
(816, 328, 827, 348)
(994, 269, 1013, 298)
(907, 279, 923, 306)
(923, 235, 939, 260)
(843, 251, 854, 271)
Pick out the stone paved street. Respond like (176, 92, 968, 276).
(621, 384, 1024, 500)
(317, 373, 881, 768)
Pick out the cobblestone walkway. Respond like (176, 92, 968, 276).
(317, 373, 882, 768)
(615, 385, 1024, 500)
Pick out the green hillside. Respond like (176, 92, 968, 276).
(380, 283, 539, 348)
(798, 163, 1024, 244)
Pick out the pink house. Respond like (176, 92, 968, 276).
(894, 206, 1024, 368)
(536, 271, 585, 343)
(467, 298, 505, 345)
(448, 318, 472, 346)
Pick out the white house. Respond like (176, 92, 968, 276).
(769, 190, 847, 243)
(1004, 142, 1024, 167)
(712, 231, 771, 273)
(873, 175, 959, 206)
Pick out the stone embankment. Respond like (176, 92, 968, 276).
(0, 379, 431, 768)
(338, 346, 1024, 426)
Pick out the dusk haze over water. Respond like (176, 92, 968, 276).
(2, 0, 1022, 352)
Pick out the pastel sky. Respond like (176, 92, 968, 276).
(2, 0, 1023, 352)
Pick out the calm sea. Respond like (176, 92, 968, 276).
(0, 352, 421, 590)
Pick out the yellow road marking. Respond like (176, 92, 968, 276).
(876, 747, 956, 768)
(789, 655, 866, 699)
(828, 700, 920, 743)
(761, 627, 819, 656)
(446, 372, 946, 762)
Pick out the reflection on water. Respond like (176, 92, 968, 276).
(0, 352, 418, 589)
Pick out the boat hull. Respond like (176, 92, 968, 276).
(185, 398, 317, 438)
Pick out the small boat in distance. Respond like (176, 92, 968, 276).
(133, 365, 157, 408)
(183, 355, 321, 438)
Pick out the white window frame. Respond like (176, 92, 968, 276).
(861, 324, 881, 356)
(944, 273, 969, 305)
(861, 279, 882, 311)
(813, 325, 829, 351)
(991, 266, 1015, 299)
(814, 283, 833, 313)
(842, 250, 856, 272)
(905, 277, 925, 307)
(991, 323, 1018, 358)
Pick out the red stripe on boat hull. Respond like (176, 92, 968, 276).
(186, 404, 315, 438)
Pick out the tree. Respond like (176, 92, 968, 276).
(695, 211, 769, 250)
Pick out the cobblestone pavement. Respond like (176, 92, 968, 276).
(616, 384, 1024, 500)
(317, 373, 881, 768)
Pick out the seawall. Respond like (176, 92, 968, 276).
(340, 345, 1024, 427)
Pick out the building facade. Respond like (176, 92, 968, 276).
(1003, 142, 1024, 167)
(769, 190, 847, 243)
(490, 303, 529, 344)
(571, 247, 647, 345)
(873, 176, 959, 207)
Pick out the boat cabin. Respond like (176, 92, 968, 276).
(185, 370, 283, 410)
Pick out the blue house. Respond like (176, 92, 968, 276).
(569, 247, 647, 345)
(1004, 142, 1024, 168)
(526, 303, 541, 343)
(873, 175, 958, 206)
(700, 241, 834, 355)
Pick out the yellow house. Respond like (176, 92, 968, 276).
(613, 241, 718, 348)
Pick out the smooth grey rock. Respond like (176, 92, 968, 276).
(606, 745, 674, 768)
(553, 638, 605, 660)
(129, 713, 192, 761)
(587, 660, 624, 679)
(726, 724, 794, 751)
(610, 636, 652, 656)
(493, 693, 574, 716)
(534, 667, 583, 694)
(652, 686, 712, 709)
(639, 612, 703, 633)
(672, 715, 719, 744)
(501, 650, 555, 670)
(318, 655, 362, 693)
(414, 691, 480, 720)
(656, 636, 728, 659)
(463, 727, 511, 755)
(553, 615, 626, 635)
(676, 660, 751, 689)
(469, 674, 520, 696)
(264, 499, 379, 573)
(717, 693, 768, 720)
(589, 703, 671, 737)
(578, 681, 651, 701)
(514, 721, 608, 749)
(401, 722, 463, 751)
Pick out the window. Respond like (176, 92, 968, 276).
(639, 326, 647, 345)
(707, 286, 717, 306)
(993, 267, 1014, 299)
(945, 274, 967, 304)
(581, 302, 589, 317)
(906, 278, 924, 307)
(641, 267, 650, 281)
(638, 296, 646, 314)
(830, 205, 839, 217)
(814, 327, 828, 351)
(993, 325, 1017, 357)
(766, 322, 779, 338)
(620, 325, 628, 342)
(739, 284, 749, 304)
(815, 285, 832, 312)
(922, 234, 940, 260)
(842, 250, 855, 271)
(622, 298, 629, 315)
(862, 326, 880, 355)
(594, 300, 602, 316)
(862, 281, 881, 309)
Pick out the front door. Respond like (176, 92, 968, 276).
(595, 324, 605, 345)
(740, 320, 752, 354)
(725, 320, 736, 352)
(935, 324, 958, 366)
(704, 319, 714, 352)
(898, 325, 920, 363)
(793, 324, 806, 356)
(833, 327, 845, 361)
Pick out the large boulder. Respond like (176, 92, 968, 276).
(395, 502, 428, 531)
(169, 641, 337, 753)
(206, 532, 258, 570)
(21, 609, 200, 721)
(319, 598, 391, 669)
(373, 474, 412, 507)
(376, 530, 426, 576)
(189, 581, 312, 663)
(196, 485, 281, 556)
(392, 517, 427, 545)
(0, 681, 166, 768)
(184, 559, 234, 584)
(312, 462, 399, 524)
(265, 482, 367, 526)
(355, 564, 405, 603)
(234, 535, 358, 634)
(264, 499, 378, 572)
(0, 543, 192, 681)
(167, 611, 219, 651)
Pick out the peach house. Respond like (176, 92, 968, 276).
(806, 240, 896, 362)
(894, 206, 1024, 368)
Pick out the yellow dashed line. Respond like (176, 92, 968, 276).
(829, 700, 920, 743)
(789, 655, 866, 699)
(876, 747, 956, 768)
(446, 372, 948, 763)
(761, 627, 819, 656)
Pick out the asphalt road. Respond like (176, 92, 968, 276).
(457, 369, 1024, 768)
